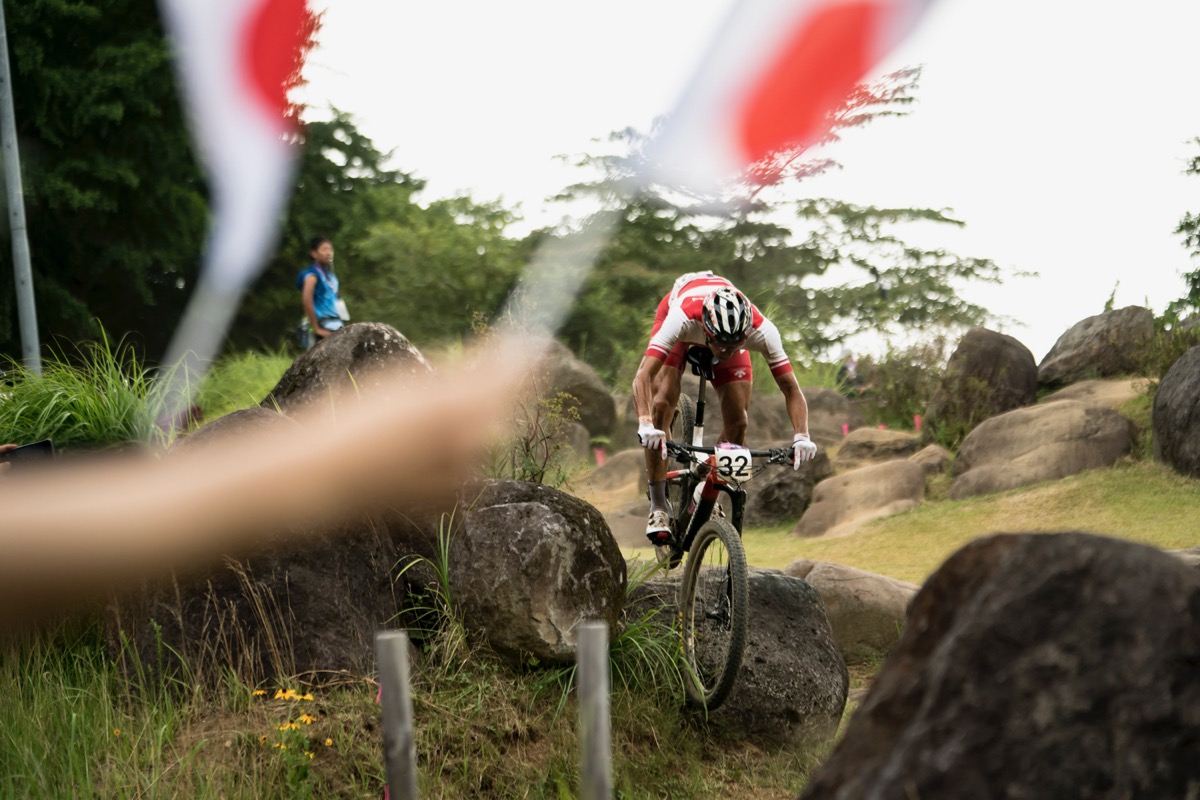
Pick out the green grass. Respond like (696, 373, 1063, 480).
(193, 349, 292, 422)
(742, 460, 1200, 584)
(0, 333, 160, 449)
(1, 605, 817, 799)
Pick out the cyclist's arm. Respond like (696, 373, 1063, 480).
(774, 370, 811, 438)
(631, 354, 666, 426)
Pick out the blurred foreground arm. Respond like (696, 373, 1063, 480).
(0, 347, 522, 634)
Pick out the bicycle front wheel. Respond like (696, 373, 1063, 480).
(678, 518, 748, 709)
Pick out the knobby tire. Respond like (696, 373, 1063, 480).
(678, 517, 748, 709)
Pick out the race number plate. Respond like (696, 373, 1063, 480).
(714, 446, 753, 481)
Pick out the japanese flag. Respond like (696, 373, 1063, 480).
(647, 0, 934, 195)
(158, 0, 309, 290)
(153, 0, 309, 416)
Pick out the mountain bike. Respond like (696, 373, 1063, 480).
(658, 346, 794, 709)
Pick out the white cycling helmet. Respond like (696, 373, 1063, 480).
(701, 287, 753, 345)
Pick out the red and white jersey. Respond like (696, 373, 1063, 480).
(646, 272, 794, 377)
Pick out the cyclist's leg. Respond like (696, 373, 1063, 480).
(645, 346, 686, 541)
(645, 344, 687, 484)
(713, 351, 752, 445)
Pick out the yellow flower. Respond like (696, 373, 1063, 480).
(259, 735, 268, 744)
(324, 738, 333, 747)
(273, 743, 287, 750)
(252, 689, 267, 697)
(304, 752, 315, 760)
(278, 722, 300, 731)
(298, 713, 317, 725)
(112, 728, 121, 736)
(274, 688, 298, 700)
(299, 693, 314, 701)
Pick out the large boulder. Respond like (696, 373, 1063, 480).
(924, 327, 1037, 445)
(752, 388, 864, 447)
(834, 427, 921, 470)
(802, 387, 865, 444)
(798, 532, 1200, 799)
(533, 338, 617, 440)
(601, 499, 655, 549)
(105, 515, 410, 683)
(909, 443, 953, 476)
(1041, 377, 1147, 410)
(743, 449, 834, 527)
(449, 480, 625, 665)
(784, 560, 917, 664)
(575, 448, 646, 496)
(1037, 305, 1155, 388)
(793, 460, 926, 538)
(1152, 345, 1200, 477)
(627, 567, 847, 747)
(712, 570, 848, 745)
(950, 400, 1134, 499)
(262, 322, 432, 415)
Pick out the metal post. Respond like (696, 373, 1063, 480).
(376, 630, 419, 799)
(0, 1, 39, 374)
(578, 622, 612, 800)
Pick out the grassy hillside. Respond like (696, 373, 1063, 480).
(621, 460, 1200, 585)
(743, 460, 1200, 584)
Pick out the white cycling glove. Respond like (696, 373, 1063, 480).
(638, 421, 668, 460)
(792, 433, 817, 469)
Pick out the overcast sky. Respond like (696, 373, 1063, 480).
(297, 0, 1200, 362)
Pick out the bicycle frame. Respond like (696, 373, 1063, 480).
(663, 362, 790, 555)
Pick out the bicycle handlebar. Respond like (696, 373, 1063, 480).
(665, 440, 793, 464)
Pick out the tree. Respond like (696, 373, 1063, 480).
(349, 188, 524, 346)
(1169, 138, 1200, 320)
(551, 68, 1006, 384)
(229, 109, 424, 349)
(0, 0, 208, 360)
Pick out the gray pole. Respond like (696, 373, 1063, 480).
(0, 1, 39, 375)
(376, 630, 419, 799)
(578, 622, 612, 800)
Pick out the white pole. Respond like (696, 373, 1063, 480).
(578, 621, 612, 800)
(0, 2, 40, 375)
(376, 630, 419, 799)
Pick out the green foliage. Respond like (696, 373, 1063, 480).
(232, 110, 425, 349)
(923, 373, 995, 451)
(1104, 281, 1120, 312)
(855, 336, 951, 431)
(193, 349, 293, 422)
(1129, 317, 1200, 384)
(484, 381, 585, 488)
(0, 329, 163, 448)
(0, 0, 210, 360)
(352, 190, 525, 345)
(1170, 137, 1200, 320)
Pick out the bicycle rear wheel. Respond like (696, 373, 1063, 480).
(678, 518, 748, 709)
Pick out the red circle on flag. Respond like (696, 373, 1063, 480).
(239, 0, 309, 128)
(738, 1, 877, 163)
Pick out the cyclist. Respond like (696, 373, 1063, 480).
(631, 271, 818, 543)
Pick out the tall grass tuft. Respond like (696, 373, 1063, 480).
(193, 349, 293, 423)
(0, 330, 161, 449)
